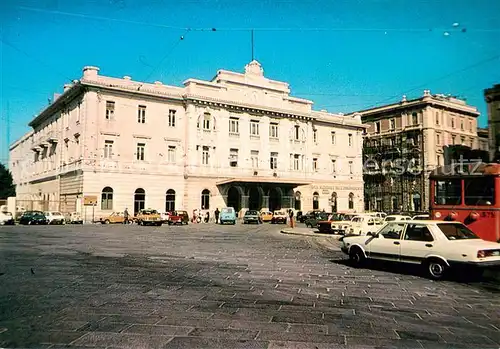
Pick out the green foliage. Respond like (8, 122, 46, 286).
(0, 163, 16, 199)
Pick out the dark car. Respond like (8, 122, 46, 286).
(243, 210, 262, 224)
(296, 211, 304, 223)
(19, 211, 49, 225)
(300, 210, 321, 224)
(304, 212, 330, 228)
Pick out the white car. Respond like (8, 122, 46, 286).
(0, 211, 15, 225)
(160, 212, 170, 223)
(412, 214, 430, 220)
(384, 215, 412, 222)
(44, 211, 66, 225)
(340, 220, 500, 280)
(348, 215, 384, 235)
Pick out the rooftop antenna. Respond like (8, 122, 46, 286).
(251, 29, 254, 61)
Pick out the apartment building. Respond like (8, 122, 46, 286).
(9, 61, 365, 219)
(485, 84, 500, 161)
(354, 90, 479, 213)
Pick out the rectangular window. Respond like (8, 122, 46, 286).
(312, 157, 318, 171)
(270, 152, 278, 170)
(313, 129, 317, 143)
(436, 154, 441, 166)
(294, 125, 300, 140)
(136, 143, 145, 161)
(348, 133, 353, 147)
(203, 113, 211, 130)
(348, 160, 353, 174)
(436, 112, 440, 125)
(293, 154, 300, 171)
(269, 123, 279, 138)
(106, 101, 115, 120)
(460, 119, 464, 130)
(452, 135, 456, 145)
(202, 146, 210, 165)
(434, 179, 461, 205)
(250, 120, 260, 136)
(436, 134, 440, 145)
(375, 122, 381, 133)
(390, 119, 395, 130)
(167, 146, 176, 163)
(229, 148, 238, 167)
(412, 112, 418, 125)
(229, 117, 239, 134)
(138, 105, 146, 123)
(461, 136, 465, 145)
(104, 140, 113, 159)
(469, 120, 473, 132)
(470, 139, 474, 148)
(168, 110, 176, 127)
(251, 150, 259, 168)
(331, 131, 336, 144)
(464, 177, 495, 206)
(451, 117, 455, 128)
(331, 159, 336, 173)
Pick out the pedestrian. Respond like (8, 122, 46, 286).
(214, 208, 220, 224)
(205, 211, 210, 223)
(289, 209, 295, 228)
(124, 208, 129, 224)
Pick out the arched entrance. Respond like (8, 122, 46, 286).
(227, 186, 241, 211)
(134, 188, 145, 215)
(248, 187, 262, 210)
(269, 187, 282, 212)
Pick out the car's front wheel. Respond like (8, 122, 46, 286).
(349, 247, 365, 267)
(425, 259, 448, 280)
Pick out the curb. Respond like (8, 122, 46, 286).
(280, 229, 342, 240)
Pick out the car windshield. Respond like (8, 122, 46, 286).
(413, 216, 429, 220)
(385, 217, 397, 221)
(222, 208, 233, 213)
(437, 223, 480, 240)
(246, 210, 258, 215)
(275, 211, 285, 215)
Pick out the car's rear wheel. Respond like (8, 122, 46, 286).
(104, 219, 110, 225)
(425, 259, 448, 280)
(349, 247, 365, 267)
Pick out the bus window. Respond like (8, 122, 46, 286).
(464, 177, 495, 206)
(434, 179, 461, 205)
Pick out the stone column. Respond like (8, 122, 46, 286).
(241, 195, 249, 209)
(262, 195, 269, 211)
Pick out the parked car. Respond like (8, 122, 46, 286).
(384, 215, 412, 222)
(44, 211, 66, 225)
(348, 215, 384, 235)
(66, 212, 83, 224)
(271, 210, 287, 224)
(243, 210, 262, 224)
(168, 210, 189, 225)
(300, 210, 321, 223)
(100, 212, 126, 224)
(0, 211, 15, 225)
(296, 211, 303, 223)
(260, 210, 273, 222)
(340, 220, 500, 280)
(304, 211, 330, 228)
(135, 209, 162, 226)
(19, 211, 49, 225)
(219, 207, 236, 225)
(318, 213, 357, 234)
(159, 212, 170, 223)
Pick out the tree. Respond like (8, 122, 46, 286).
(0, 163, 16, 199)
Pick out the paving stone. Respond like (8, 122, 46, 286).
(257, 331, 345, 344)
(122, 324, 193, 336)
(188, 327, 259, 340)
(162, 336, 268, 349)
(70, 332, 172, 348)
(396, 330, 443, 341)
(346, 336, 424, 348)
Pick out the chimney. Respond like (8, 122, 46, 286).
(82, 66, 99, 79)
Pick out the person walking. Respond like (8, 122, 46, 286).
(214, 208, 220, 224)
(288, 209, 295, 228)
(124, 208, 129, 224)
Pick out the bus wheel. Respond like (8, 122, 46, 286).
(425, 258, 447, 280)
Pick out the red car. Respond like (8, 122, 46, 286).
(167, 210, 189, 225)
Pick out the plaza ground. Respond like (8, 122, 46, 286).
(1, 223, 500, 348)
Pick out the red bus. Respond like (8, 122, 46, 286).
(429, 163, 500, 243)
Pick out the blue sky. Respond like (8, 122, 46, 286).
(1, 0, 499, 163)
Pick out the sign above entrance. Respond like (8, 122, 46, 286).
(311, 185, 363, 191)
(83, 195, 97, 206)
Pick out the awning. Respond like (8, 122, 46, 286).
(216, 177, 312, 186)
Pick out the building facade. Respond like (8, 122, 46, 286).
(477, 127, 489, 153)
(485, 84, 500, 162)
(9, 61, 365, 220)
(354, 91, 480, 213)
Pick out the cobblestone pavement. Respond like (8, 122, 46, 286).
(1, 223, 500, 349)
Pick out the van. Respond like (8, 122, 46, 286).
(220, 207, 236, 225)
